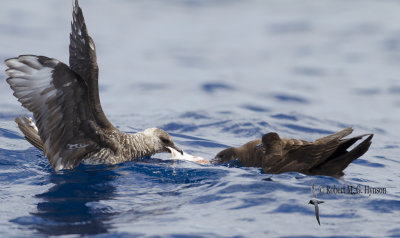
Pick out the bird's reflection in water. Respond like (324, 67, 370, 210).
(10, 158, 225, 236)
(31, 165, 119, 236)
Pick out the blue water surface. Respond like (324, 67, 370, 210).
(0, 0, 400, 237)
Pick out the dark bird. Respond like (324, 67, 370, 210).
(4, 0, 182, 171)
(309, 184, 324, 225)
(213, 128, 373, 177)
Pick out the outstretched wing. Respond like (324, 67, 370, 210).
(5, 55, 101, 171)
(312, 184, 316, 198)
(314, 204, 321, 225)
(69, 0, 97, 86)
(69, 0, 114, 129)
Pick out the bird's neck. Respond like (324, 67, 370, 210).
(123, 132, 159, 159)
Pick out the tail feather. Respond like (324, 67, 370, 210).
(327, 134, 368, 160)
(15, 116, 44, 151)
(311, 134, 373, 177)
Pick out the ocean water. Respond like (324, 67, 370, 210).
(0, 0, 400, 237)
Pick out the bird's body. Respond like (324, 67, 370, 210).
(214, 128, 373, 177)
(5, 1, 181, 171)
(308, 199, 324, 225)
(309, 184, 324, 225)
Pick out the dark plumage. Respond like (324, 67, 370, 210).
(5, 0, 182, 171)
(214, 128, 373, 177)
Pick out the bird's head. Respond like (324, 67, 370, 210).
(212, 147, 237, 164)
(255, 132, 281, 152)
(144, 128, 183, 155)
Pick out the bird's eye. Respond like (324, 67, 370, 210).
(161, 138, 170, 144)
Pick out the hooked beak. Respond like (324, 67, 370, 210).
(170, 144, 183, 155)
(255, 142, 263, 150)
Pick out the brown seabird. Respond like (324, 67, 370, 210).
(213, 128, 373, 177)
(4, 0, 182, 171)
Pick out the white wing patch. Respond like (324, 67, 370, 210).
(63, 82, 73, 87)
(89, 40, 95, 50)
(5, 55, 71, 171)
(66, 143, 89, 150)
(6, 56, 57, 129)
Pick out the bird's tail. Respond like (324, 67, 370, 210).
(311, 133, 373, 177)
(15, 116, 44, 151)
